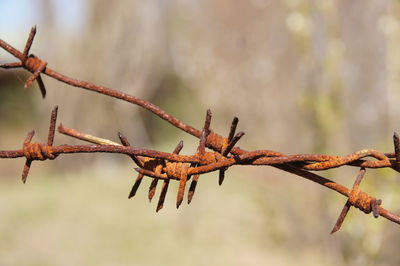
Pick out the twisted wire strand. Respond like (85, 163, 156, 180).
(1, 26, 400, 233)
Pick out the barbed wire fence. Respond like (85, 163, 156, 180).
(1, 27, 399, 234)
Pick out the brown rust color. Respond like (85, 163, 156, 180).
(1, 27, 400, 234)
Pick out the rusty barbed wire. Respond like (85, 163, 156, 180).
(1, 26, 400, 234)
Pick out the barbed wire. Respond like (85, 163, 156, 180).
(1, 26, 399, 234)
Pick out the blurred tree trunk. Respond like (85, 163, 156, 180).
(338, 0, 389, 149)
(53, 0, 171, 146)
(306, 1, 328, 153)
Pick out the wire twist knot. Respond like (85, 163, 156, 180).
(2, 26, 400, 231)
(348, 187, 374, 214)
(24, 55, 47, 73)
(165, 162, 189, 180)
(23, 142, 56, 161)
(199, 151, 224, 165)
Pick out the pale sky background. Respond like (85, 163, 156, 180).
(0, 0, 86, 37)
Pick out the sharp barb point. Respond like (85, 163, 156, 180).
(148, 178, 159, 202)
(128, 173, 144, 198)
(330, 226, 339, 235)
(393, 132, 400, 167)
(354, 167, 366, 186)
(203, 109, 212, 133)
(219, 170, 225, 186)
(24, 130, 35, 144)
(37, 75, 46, 98)
(173, 140, 184, 154)
(187, 174, 199, 204)
(331, 202, 351, 235)
(21, 160, 32, 184)
(118, 132, 131, 146)
(2, 28, 400, 229)
(228, 117, 239, 141)
(23, 26, 37, 58)
(156, 180, 170, 212)
(198, 110, 213, 154)
(47, 105, 58, 146)
(177, 174, 188, 209)
(223, 131, 245, 156)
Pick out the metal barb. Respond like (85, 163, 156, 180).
(223, 131, 245, 157)
(128, 173, 144, 199)
(0, 62, 22, 69)
(1, 28, 400, 231)
(204, 109, 212, 135)
(156, 141, 184, 212)
(198, 109, 212, 155)
(20, 108, 60, 183)
(228, 117, 239, 142)
(21, 130, 35, 183)
(156, 179, 170, 212)
(176, 167, 188, 209)
(186, 110, 214, 204)
(219, 128, 244, 185)
(148, 162, 163, 202)
(393, 132, 400, 170)
(187, 178, 199, 204)
(24, 60, 47, 89)
(117, 132, 145, 198)
(148, 177, 159, 202)
(372, 198, 382, 218)
(36, 75, 47, 98)
(134, 168, 167, 180)
(118, 132, 144, 167)
(331, 168, 366, 234)
(23, 26, 37, 59)
(331, 201, 352, 234)
(173, 140, 184, 154)
(218, 170, 225, 186)
(187, 164, 200, 204)
(48, 106, 58, 146)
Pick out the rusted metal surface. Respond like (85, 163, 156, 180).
(394, 132, 400, 171)
(1, 27, 400, 234)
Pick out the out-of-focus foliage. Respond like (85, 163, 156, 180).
(1, 0, 400, 265)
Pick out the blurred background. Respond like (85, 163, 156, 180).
(1, 0, 400, 265)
